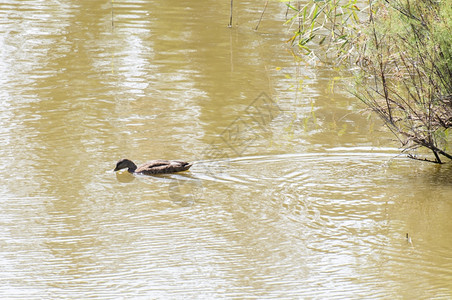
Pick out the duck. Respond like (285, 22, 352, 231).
(114, 158, 193, 175)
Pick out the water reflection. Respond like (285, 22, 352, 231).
(0, 0, 451, 299)
(115, 171, 135, 183)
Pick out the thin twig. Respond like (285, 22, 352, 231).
(228, 0, 233, 27)
(255, 0, 269, 31)
(285, 2, 290, 20)
(111, 0, 115, 29)
(407, 153, 443, 164)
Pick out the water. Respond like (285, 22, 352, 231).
(1, 1, 451, 298)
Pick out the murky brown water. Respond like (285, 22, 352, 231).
(1, 1, 451, 298)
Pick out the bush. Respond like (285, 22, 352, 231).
(289, 0, 452, 163)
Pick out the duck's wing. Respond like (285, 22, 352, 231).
(136, 160, 192, 174)
(136, 160, 171, 172)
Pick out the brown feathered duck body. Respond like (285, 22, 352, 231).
(114, 159, 193, 175)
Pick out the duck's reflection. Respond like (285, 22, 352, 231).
(115, 171, 136, 183)
(114, 171, 204, 206)
(167, 175, 204, 207)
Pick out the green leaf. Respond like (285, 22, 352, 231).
(286, 3, 298, 12)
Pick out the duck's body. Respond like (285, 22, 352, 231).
(114, 158, 193, 175)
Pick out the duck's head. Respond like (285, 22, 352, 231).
(114, 158, 136, 172)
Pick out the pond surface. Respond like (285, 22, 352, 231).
(1, 1, 451, 298)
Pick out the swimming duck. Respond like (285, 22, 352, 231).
(114, 158, 193, 175)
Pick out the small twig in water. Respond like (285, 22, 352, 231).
(228, 0, 233, 27)
(406, 233, 413, 246)
(111, 0, 115, 29)
(255, 0, 269, 31)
